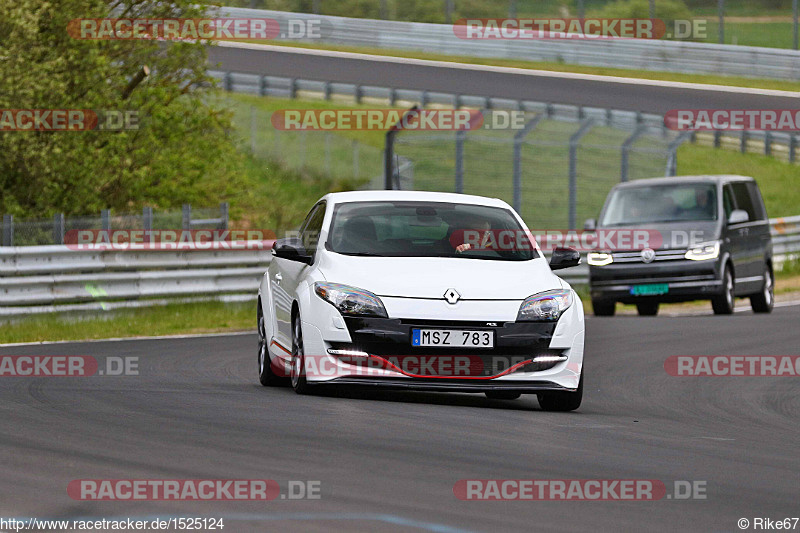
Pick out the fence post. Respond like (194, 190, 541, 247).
(220, 202, 229, 230)
(2, 215, 12, 246)
(101, 209, 110, 233)
(666, 131, 694, 177)
(182, 204, 191, 230)
(512, 114, 544, 213)
(568, 118, 595, 230)
(455, 130, 466, 194)
(143, 206, 153, 232)
(53, 213, 65, 245)
(621, 124, 647, 183)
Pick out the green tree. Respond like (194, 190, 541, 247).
(0, 0, 248, 216)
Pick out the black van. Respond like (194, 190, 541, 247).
(586, 175, 773, 316)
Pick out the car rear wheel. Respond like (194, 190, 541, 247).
(636, 302, 659, 316)
(290, 315, 310, 394)
(258, 306, 285, 386)
(592, 299, 615, 317)
(537, 372, 583, 412)
(485, 391, 521, 400)
(711, 266, 735, 315)
(750, 265, 774, 314)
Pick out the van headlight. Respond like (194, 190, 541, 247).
(685, 241, 720, 261)
(587, 252, 613, 266)
(314, 282, 388, 318)
(517, 289, 573, 322)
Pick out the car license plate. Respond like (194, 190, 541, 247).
(630, 283, 669, 296)
(411, 329, 494, 348)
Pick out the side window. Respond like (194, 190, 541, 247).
(300, 202, 326, 258)
(731, 182, 757, 222)
(722, 185, 735, 221)
(746, 182, 767, 221)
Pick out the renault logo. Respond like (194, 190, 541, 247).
(444, 288, 461, 305)
(641, 248, 656, 263)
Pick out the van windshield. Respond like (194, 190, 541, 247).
(600, 183, 717, 226)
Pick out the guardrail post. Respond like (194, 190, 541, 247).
(740, 130, 748, 153)
(182, 204, 191, 230)
(454, 94, 461, 108)
(764, 132, 772, 156)
(714, 130, 722, 148)
(790, 134, 797, 163)
(324, 81, 332, 101)
(143, 206, 153, 232)
(512, 114, 544, 213)
(1, 214, 11, 246)
(605, 108, 613, 127)
(289, 78, 297, 99)
(224, 72, 233, 92)
(220, 202, 229, 229)
(455, 130, 466, 194)
(53, 213, 64, 245)
(420, 90, 428, 108)
(546, 103, 554, 119)
(568, 118, 595, 229)
(389, 88, 397, 107)
(101, 209, 110, 233)
(621, 124, 647, 182)
(259, 75, 268, 97)
(355, 85, 363, 104)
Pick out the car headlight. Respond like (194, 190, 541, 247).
(517, 289, 573, 322)
(587, 252, 613, 266)
(685, 241, 720, 261)
(314, 282, 388, 318)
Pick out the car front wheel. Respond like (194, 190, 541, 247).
(537, 372, 583, 412)
(258, 306, 285, 386)
(290, 315, 310, 394)
(711, 265, 735, 315)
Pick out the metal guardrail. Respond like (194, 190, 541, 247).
(0, 216, 797, 317)
(217, 8, 800, 80)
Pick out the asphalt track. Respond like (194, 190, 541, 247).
(208, 43, 800, 114)
(1, 305, 798, 532)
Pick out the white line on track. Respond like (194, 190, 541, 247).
(217, 41, 800, 98)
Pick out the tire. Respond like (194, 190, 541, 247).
(537, 372, 583, 412)
(290, 314, 310, 395)
(636, 302, 659, 316)
(258, 305, 286, 386)
(750, 265, 774, 314)
(485, 391, 522, 400)
(711, 265, 735, 315)
(592, 299, 615, 317)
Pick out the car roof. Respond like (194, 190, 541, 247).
(320, 190, 512, 209)
(612, 175, 754, 190)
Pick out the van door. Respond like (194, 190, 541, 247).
(729, 182, 765, 295)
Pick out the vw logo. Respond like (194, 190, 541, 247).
(444, 288, 461, 305)
(641, 248, 656, 263)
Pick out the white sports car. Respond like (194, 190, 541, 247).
(257, 191, 585, 411)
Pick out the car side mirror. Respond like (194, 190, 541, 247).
(728, 209, 749, 225)
(584, 218, 596, 231)
(273, 238, 313, 265)
(549, 247, 581, 270)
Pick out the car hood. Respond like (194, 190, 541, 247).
(597, 221, 720, 250)
(317, 253, 562, 300)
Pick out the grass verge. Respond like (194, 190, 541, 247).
(0, 300, 254, 345)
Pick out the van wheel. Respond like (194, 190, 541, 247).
(711, 266, 735, 315)
(750, 266, 774, 314)
(636, 302, 659, 316)
(592, 299, 615, 316)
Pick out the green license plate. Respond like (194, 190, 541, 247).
(630, 283, 669, 296)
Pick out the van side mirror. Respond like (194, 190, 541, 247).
(728, 209, 749, 225)
(549, 247, 581, 270)
(273, 238, 313, 264)
(584, 218, 596, 231)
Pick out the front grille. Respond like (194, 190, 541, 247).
(611, 249, 687, 263)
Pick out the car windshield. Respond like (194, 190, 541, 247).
(327, 201, 538, 261)
(600, 183, 718, 226)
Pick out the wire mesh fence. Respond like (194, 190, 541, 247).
(1, 205, 228, 247)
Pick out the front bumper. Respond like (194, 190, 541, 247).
(298, 302, 585, 392)
(589, 258, 722, 303)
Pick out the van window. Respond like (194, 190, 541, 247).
(722, 186, 735, 221)
(731, 183, 758, 222)
(746, 182, 767, 221)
